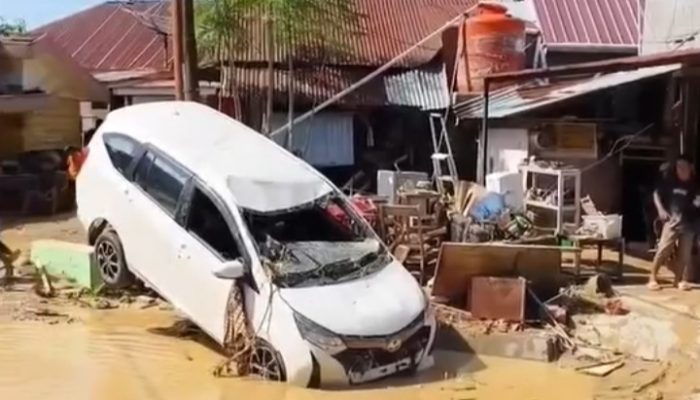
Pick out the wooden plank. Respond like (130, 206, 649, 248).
(432, 242, 562, 304)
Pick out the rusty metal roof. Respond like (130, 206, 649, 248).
(33, 0, 476, 72)
(111, 63, 450, 109)
(32, 1, 170, 72)
(534, 0, 641, 50)
(454, 64, 678, 119)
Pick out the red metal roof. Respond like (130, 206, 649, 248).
(33, 1, 170, 72)
(33, 0, 477, 72)
(534, 0, 641, 49)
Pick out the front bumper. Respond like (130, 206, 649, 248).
(310, 322, 436, 386)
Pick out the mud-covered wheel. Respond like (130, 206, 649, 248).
(250, 339, 286, 382)
(95, 230, 134, 289)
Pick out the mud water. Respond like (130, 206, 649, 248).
(0, 305, 595, 400)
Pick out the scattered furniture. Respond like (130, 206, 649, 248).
(521, 165, 581, 234)
(379, 204, 428, 283)
(570, 236, 626, 280)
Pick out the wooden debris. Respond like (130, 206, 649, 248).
(577, 360, 625, 377)
(26, 307, 68, 318)
(634, 363, 670, 393)
(35, 265, 55, 298)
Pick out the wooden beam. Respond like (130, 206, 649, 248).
(171, 0, 184, 100)
(487, 48, 700, 84)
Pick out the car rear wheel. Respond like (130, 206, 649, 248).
(250, 339, 286, 382)
(95, 229, 134, 289)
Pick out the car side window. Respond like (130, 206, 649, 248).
(134, 152, 189, 216)
(185, 187, 241, 261)
(104, 134, 139, 175)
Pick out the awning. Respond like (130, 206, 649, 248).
(454, 64, 681, 119)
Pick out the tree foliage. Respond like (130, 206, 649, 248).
(0, 17, 27, 36)
(195, 0, 357, 134)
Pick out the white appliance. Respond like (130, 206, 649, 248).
(486, 171, 523, 211)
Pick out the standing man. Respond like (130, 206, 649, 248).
(649, 155, 699, 291)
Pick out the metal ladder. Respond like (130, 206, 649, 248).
(429, 113, 458, 195)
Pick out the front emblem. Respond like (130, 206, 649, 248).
(387, 338, 402, 352)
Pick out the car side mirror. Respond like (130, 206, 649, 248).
(213, 258, 246, 280)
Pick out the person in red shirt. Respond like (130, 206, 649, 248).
(65, 146, 87, 182)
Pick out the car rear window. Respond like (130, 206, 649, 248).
(134, 152, 190, 216)
(104, 134, 139, 175)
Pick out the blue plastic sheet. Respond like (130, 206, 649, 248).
(470, 192, 506, 222)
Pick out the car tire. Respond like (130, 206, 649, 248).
(250, 338, 287, 382)
(94, 229, 134, 289)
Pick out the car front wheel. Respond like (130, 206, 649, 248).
(94, 229, 135, 289)
(250, 339, 286, 382)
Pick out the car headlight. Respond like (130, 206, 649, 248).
(293, 312, 346, 353)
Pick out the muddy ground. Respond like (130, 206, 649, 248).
(1, 214, 700, 399)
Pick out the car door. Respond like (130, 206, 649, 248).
(127, 149, 192, 305)
(98, 134, 144, 246)
(169, 181, 252, 343)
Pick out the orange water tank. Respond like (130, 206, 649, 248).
(464, 2, 526, 92)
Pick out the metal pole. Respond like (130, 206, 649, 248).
(171, 0, 184, 100)
(269, 10, 473, 139)
(478, 79, 490, 184)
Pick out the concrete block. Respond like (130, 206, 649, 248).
(30, 240, 101, 289)
(436, 327, 559, 362)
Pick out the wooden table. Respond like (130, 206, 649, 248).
(570, 236, 626, 280)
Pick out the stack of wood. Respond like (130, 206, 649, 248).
(378, 189, 447, 284)
(451, 180, 488, 218)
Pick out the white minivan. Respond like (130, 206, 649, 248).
(76, 101, 436, 387)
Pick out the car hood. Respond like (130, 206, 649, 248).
(279, 260, 426, 336)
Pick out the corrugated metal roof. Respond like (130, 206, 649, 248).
(34, 0, 477, 71)
(230, 0, 476, 67)
(454, 64, 678, 119)
(534, 0, 641, 49)
(32, 1, 170, 72)
(383, 63, 450, 109)
(111, 63, 449, 109)
(92, 69, 163, 83)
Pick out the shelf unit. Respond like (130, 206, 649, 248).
(520, 165, 581, 234)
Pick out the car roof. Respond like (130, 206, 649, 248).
(101, 101, 333, 212)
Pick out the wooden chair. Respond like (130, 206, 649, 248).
(379, 204, 428, 283)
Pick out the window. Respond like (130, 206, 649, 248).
(104, 135, 139, 175)
(134, 152, 189, 216)
(186, 188, 241, 261)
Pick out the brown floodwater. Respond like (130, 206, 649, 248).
(0, 306, 596, 400)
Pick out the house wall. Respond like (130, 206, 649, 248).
(642, 0, 700, 55)
(20, 97, 81, 151)
(0, 113, 25, 158)
(486, 127, 529, 174)
(488, 121, 622, 214)
(0, 53, 23, 91)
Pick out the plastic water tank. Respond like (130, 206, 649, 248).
(465, 2, 526, 92)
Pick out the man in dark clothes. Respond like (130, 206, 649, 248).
(649, 155, 699, 291)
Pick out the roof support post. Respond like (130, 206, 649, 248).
(171, 0, 184, 101)
(477, 79, 490, 185)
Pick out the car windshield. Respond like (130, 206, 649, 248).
(243, 194, 389, 288)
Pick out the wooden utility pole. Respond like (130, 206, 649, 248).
(182, 0, 199, 102)
(263, 12, 274, 135)
(171, 0, 184, 100)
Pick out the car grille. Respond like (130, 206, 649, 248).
(341, 311, 424, 350)
(333, 326, 431, 377)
